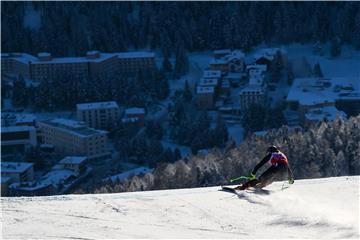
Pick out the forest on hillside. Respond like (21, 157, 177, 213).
(80, 116, 360, 194)
(2, 1, 360, 56)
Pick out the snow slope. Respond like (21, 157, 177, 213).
(1, 176, 359, 239)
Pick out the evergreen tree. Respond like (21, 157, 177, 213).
(330, 37, 341, 58)
(162, 55, 173, 73)
(174, 41, 189, 78)
(12, 75, 27, 108)
(270, 50, 284, 82)
(174, 148, 182, 161)
(182, 80, 192, 102)
(353, 9, 360, 50)
(214, 116, 228, 147)
(242, 104, 267, 135)
(145, 120, 164, 140)
(287, 62, 295, 85)
(313, 62, 324, 78)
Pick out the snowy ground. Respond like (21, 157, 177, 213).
(284, 43, 360, 79)
(1, 176, 359, 239)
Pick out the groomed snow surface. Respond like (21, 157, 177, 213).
(1, 176, 359, 239)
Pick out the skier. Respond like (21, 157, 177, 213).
(235, 146, 294, 190)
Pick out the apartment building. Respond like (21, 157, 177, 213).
(29, 51, 119, 81)
(77, 101, 120, 130)
(1, 53, 36, 78)
(213, 49, 231, 59)
(57, 156, 88, 175)
(117, 52, 156, 74)
(1, 51, 156, 82)
(1, 126, 37, 156)
(209, 59, 229, 74)
(1, 113, 36, 127)
(1, 162, 34, 183)
(38, 119, 110, 160)
(122, 108, 146, 126)
(196, 86, 215, 110)
(239, 85, 266, 110)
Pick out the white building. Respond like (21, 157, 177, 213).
(1, 113, 36, 127)
(38, 119, 110, 161)
(199, 78, 219, 88)
(1, 162, 34, 183)
(203, 70, 222, 79)
(77, 101, 120, 130)
(57, 156, 88, 175)
(286, 77, 360, 124)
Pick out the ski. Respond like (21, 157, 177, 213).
(220, 186, 239, 193)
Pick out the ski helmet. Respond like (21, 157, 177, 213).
(267, 145, 278, 153)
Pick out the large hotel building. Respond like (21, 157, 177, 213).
(1, 51, 156, 81)
(38, 118, 110, 160)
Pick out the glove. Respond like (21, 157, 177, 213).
(289, 178, 294, 184)
(248, 174, 256, 180)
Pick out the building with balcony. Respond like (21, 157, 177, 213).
(38, 119, 110, 161)
(1, 51, 156, 82)
(77, 101, 120, 130)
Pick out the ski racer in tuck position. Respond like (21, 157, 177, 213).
(235, 146, 294, 190)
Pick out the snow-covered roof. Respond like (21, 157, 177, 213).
(210, 59, 227, 64)
(105, 167, 153, 183)
(214, 49, 231, 55)
(121, 117, 140, 123)
(305, 106, 347, 122)
(197, 86, 215, 94)
(38, 52, 51, 57)
(59, 156, 87, 165)
(286, 77, 359, 106)
(246, 64, 267, 72)
(225, 50, 245, 61)
(41, 169, 77, 186)
(1, 176, 11, 184)
(1, 162, 33, 174)
(203, 70, 221, 79)
(253, 48, 286, 62)
(0, 53, 38, 64)
(254, 130, 268, 137)
(77, 101, 119, 111)
(249, 77, 264, 86)
(2, 51, 155, 65)
(1, 125, 35, 133)
(199, 78, 218, 87)
(125, 108, 145, 115)
(224, 73, 245, 80)
(41, 119, 107, 137)
(87, 50, 100, 55)
(15, 114, 36, 123)
(117, 52, 155, 59)
(50, 119, 86, 129)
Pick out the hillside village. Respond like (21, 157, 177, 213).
(1, 44, 360, 196)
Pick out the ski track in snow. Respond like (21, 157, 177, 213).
(1, 176, 359, 239)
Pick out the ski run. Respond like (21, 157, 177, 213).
(1, 176, 359, 239)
